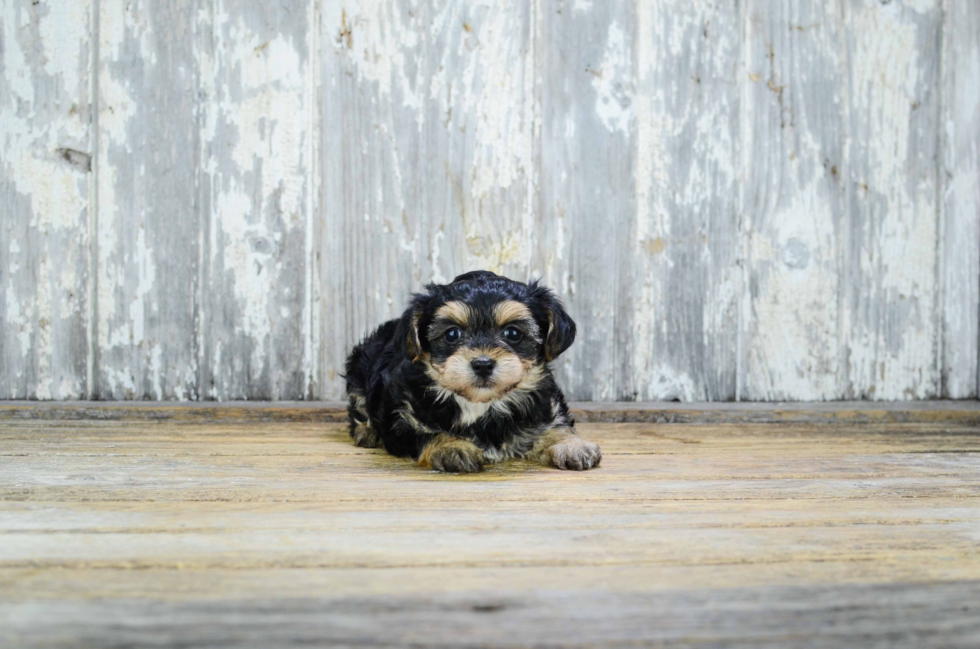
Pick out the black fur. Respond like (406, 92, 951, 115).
(344, 271, 577, 463)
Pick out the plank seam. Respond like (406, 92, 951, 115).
(937, 0, 948, 398)
(838, 0, 852, 400)
(306, 0, 322, 401)
(194, 0, 209, 402)
(86, 0, 101, 400)
(734, 0, 748, 402)
(524, 0, 537, 284)
(196, 0, 214, 402)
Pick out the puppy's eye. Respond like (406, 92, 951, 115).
(444, 327, 462, 344)
(502, 326, 523, 343)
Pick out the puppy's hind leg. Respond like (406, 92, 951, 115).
(347, 392, 382, 448)
(528, 427, 601, 471)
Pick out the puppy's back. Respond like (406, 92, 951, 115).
(344, 319, 400, 395)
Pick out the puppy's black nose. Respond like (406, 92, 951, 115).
(470, 357, 496, 378)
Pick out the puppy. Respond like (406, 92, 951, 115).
(344, 270, 601, 473)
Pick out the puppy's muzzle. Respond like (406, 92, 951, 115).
(470, 356, 496, 379)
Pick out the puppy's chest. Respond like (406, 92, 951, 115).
(450, 398, 541, 454)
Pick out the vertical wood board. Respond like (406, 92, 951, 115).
(842, 0, 943, 399)
(632, 0, 740, 400)
(536, 0, 638, 401)
(201, 0, 314, 400)
(96, 0, 202, 399)
(940, 0, 980, 398)
(0, 0, 93, 399)
(742, 0, 845, 400)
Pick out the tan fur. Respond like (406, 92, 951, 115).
(434, 301, 472, 327)
(418, 434, 485, 473)
(406, 310, 423, 361)
(545, 312, 556, 361)
(431, 347, 527, 403)
(351, 422, 382, 448)
(493, 300, 533, 326)
(528, 427, 602, 471)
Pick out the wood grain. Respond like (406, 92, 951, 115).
(2, 409, 980, 646)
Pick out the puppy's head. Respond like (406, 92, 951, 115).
(396, 271, 575, 403)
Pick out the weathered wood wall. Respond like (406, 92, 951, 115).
(2, 0, 978, 401)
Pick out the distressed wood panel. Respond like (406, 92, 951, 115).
(0, 0, 93, 399)
(3, 413, 980, 646)
(536, 0, 638, 401)
(200, 0, 315, 400)
(631, 0, 740, 400)
(842, 0, 943, 399)
(318, 0, 534, 399)
(96, 0, 202, 399)
(1, 0, 978, 402)
(940, 0, 980, 398)
(742, 1, 845, 400)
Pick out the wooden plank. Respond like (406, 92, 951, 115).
(842, 0, 943, 399)
(5, 564, 980, 605)
(3, 420, 980, 504)
(742, 0, 845, 400)
(318, 0, 427, 400)
(2, 581, 979, 648)
(536, 0, 637, 401)
(0, 0, 93, 399)
(940, 0, 980, 398)
(630, 0, 740, 400)
(423, 0, 535, 281)
(200, 0, 316, 400)
(96, 0, 203, 399)
(2, 415, 980, 646)
(3, 400, 980, 424)
(318, 0, 534, 400)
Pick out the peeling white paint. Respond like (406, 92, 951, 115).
(344, 0, 422, 113)
(591, 21, 634, 136)
(2, 3, 35, 102)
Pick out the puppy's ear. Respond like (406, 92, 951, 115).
(395, 295, 427, 362)
(539, 288, 576, 361)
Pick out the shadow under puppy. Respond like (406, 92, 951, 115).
(345, 271, 601, 473)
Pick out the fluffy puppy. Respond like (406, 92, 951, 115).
(344, 270, 601, 473)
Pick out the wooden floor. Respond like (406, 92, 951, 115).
(2, 403, 980, 648)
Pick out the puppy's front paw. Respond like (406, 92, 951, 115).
(429, 446, 484, 473)
(419, 435, 485, 473)
(533, 431, 602, 471)
(351, 422, 382, 448)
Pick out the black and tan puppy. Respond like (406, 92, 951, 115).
(344, 270, 601, 473)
